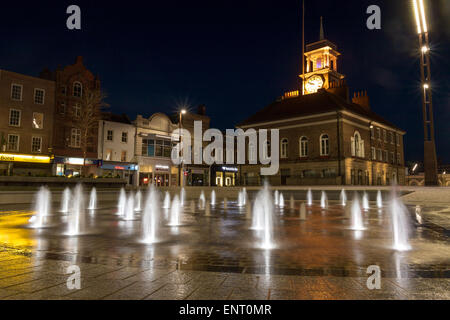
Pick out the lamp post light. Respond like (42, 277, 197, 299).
(412, 0, 438, 186)
(178, 109, 187, 187)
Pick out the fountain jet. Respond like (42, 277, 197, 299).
(340, 189, 347, 206)
(199, 191, 206, 209)
(124, 193, 135, 221)
(211, 190, 216, 206)
(60, 187, 71, 213)
(134, 190, 142, 212)
(88, 187, 97, 211)
(307, 189, 313, 206)
(251, 182, 274, 249)
(362, 192, 370, 210)
(377, 191, 383, 209)
(279, 193, 285, 208)
(320, 191, 328, 209)
(141, 186, 161, 243)
(162, 192, 171, 209)
(29, 186, 51, 228)
(350, 194, 365, 231)
(117, 188, 126, 216)
(299, 202, 306, 221)
(390, 195, 411, 251)
(67, 184, 85, 235)
(169, 195, 181, 226)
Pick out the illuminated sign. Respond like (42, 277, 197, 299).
(155, 164, 169, 171)
(221, 166, 238, 172)
(0, 153, 51, 164)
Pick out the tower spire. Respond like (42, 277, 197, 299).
(319, 16, 324, 40)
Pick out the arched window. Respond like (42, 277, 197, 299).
(299, 136, 308, 157)
(280, 138, 288, 159)
(320, 134, 329, 156)
(351, 131, 365, 158)
(248, 142, 257, 164)
(73, 82, 82, 98)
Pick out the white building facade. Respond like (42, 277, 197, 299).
(98, 113, 138, 185)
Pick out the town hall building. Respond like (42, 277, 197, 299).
(237, 24, 406, 186)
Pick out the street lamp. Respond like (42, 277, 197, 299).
(412, 0, 438, 186)
(178, 109, 187, 187)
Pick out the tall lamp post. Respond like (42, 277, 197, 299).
(412, 0, 438, 186)
(178, 109, 187, 187)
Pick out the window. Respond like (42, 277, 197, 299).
(32, 113, 44, 129)
(376, 128, 381, 140)
(107, 130, 113, 141)
(384, 150, 388, 163)
(73, 82, 82, 98)
(377, 149, 382, 161)
(70, 128, 81, 148)
(316, 58, 322, 69)
(390, 152, 395, 164)
(371, 147, 376, 160)
(397, 153, 401, 165)
(9, 109, 21, 126)
(74, 103, 81, 117)
(60, 102, 66, 115)
(142, 139, 155, 157)
(105, 149, 113, 160)
(396, 133, 401, 146)
(383, 129, 387, 143)
(121, 132, 128, 143)
(61, 86, 67, 96)
(299, 137, 308, 157)
(390, 132, 394, 144)
(121, 151, 127, 162)
(34, 89, 45, 104)
(7, 135, 19, 151)
(280, 138, 288, 158)
(351, 131, 364, 158)
(370, 126, 374, 139)
(11, 84, 22, 101)
(31, 137, 42, 153)
(320, 134, 330, 156)
(351, 169, 356, 185)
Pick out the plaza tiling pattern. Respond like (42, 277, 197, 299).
(0, 196, 448, 300)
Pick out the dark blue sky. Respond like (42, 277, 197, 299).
(1, 0, 449, 164)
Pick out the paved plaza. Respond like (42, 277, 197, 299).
(0, 190, 449, 300)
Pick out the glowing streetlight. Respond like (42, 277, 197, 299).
(413, 0, 428, 34)
(411, 0, 438, 185)
(181, 109, 187, 115)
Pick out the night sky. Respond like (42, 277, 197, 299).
(1, 0, 449, 164)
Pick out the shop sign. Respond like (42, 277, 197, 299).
(0, 153, 51, 164)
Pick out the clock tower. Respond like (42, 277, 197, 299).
(300, 17, 345, 95)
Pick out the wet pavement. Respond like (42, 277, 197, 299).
(0, 193, 449, 300)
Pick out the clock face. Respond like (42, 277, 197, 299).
(305, 75, 324, 93)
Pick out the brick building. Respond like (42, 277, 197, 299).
(0, 69, 55, 176)
(40, 56, 101, 177)
(236, 31, 406, 186)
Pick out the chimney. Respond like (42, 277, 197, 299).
(352, 90, 370, 110)
(327, 79, 349, 101)
(197, 104, 206, 116)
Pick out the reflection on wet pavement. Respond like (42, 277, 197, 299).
(0, 198, 448, 300)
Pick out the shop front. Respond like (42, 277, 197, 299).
(99, 161, 138, 185)
(211, 165, 238, 187)
(185, 165, 209, 186)
(53, 157, 101, 177)
(0, 153, 52, 176)
(137, 157, 178, 187)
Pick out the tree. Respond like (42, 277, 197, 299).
(68, 86, 109, 176)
